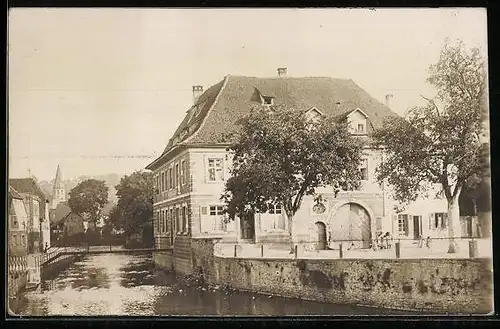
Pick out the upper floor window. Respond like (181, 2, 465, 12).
(357, 123, 365, 134)
(208, 158, 224, 182)
(262, 96, 274, 106)
(175, 163, 180, 189)
(161, 172, 165, 192)
(169, 168, 173, 190)
(181, 160, 186, 186)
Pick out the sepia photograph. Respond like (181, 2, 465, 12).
(7, 8, 493, 316)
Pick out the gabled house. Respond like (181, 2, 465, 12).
(146, 69, 449, 273)
(8, 185, 29, 256)
(9, 178, 51, 253)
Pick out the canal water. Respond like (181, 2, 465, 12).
(11, 253, 416, 316)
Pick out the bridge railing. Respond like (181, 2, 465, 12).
(8, 256, 28, 276)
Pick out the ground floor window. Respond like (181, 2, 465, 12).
(200, 205, 227, 233)
(429, 212, 447, 230)
(397, 214, 409, 235)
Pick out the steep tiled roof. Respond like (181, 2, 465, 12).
(147, 74, 397, 169)
(51, 202, 72, 225)
(9, 178, 48, 201)
(9, 185, 24, 200)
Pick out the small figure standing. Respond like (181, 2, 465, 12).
(43, 242, 49, 253)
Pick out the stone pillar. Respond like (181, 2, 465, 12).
(235, 215, 241, 242)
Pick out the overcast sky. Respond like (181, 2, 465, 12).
(8, 8, 488, 182)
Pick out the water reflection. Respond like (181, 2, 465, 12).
(13, 253, 416, 316)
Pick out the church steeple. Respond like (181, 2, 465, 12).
(51, 164, 66, 209)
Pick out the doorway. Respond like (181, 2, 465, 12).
(315, 222, 327, 250)
(413, 216, 422, 239)
(240, 212, 255, 242)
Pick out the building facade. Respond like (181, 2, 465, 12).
(9, 178, 51, 253)
(8, 186, 30, 257)
(146, 70, 452, 270)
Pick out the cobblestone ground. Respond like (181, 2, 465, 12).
(214, 238, 492, 259)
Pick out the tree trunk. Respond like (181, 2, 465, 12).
(447, 193, 462, 253)
(287, 214, 295, 254)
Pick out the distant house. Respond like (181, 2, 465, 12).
(49, 202, 72, 245)
(60, 212, 86, 245)
(8, 185, 29, 257)
(9, 178, 51, 253)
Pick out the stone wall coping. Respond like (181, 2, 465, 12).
(213, 256, 492, 263)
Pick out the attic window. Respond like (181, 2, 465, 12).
(262, 96, 274, 106)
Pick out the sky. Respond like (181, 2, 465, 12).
(8, 8, 488, 182)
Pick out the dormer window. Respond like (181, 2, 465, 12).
(346, 108, 369, 135)
(263, 96, 274, 106)
(305, 107, 323, 123)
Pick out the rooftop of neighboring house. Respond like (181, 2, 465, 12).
(9, 178, 49, 203)
(8, 185, 24, 200)
(146, 72, 397, 170)
(50, 201, 72, 226)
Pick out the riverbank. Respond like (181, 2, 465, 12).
(12, 253, 420, 316)
(152, 238, 494, 314)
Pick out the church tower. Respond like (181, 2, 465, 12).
(51, 164, 66, 210)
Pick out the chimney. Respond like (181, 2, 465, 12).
(277, 67, 287, 77)
(385, 94, 394, 108)
(192, 85, 203, 104)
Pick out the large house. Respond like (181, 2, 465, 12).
(8, 185, 30, 257)
(146, 69, 453, 271)
(9, 178, 51, 253)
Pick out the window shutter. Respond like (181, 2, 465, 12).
(429, 213, 433, 230)
(404, 216, 409, 236)
(201, 206, 207, 216)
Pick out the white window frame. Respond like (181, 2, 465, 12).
(397, 214, 408, 235)
(180, 160, 186, 186)
(207, 158, 224, 182)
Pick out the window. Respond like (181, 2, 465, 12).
(208, 158, 224, 182)
(160, 211, 164, 233)
(166, 210, 171, 234)
(268, 204, 282, 215)
(357, 123, 365, 134)
(154, 211, 159, 233)
(432, 213, 447, 229)
(169, 168, 173, 189)
(175, 163, 180, 189)
(263, 96, 274, 106)
(161, 172, 165, 192)
(181, 160, 186, 186)
(156, 176, 160, 194)
(169, 209, 174, 232)
(203, 205, 226, 232)
(13, 234, 17, 246)
(163, 210, 167, 233)
(175, 208, 180, 233)
(267, 204, 285, 230)
(21, 234, 25, 245)
(210, 205, 224, 216)
(359, 159, 368, 181)
(397, 214, 409, 235)
(182, 206, 188, 233)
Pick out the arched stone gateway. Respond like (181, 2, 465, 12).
(315, 221, 327, 250)
(329, 202, 372, 249)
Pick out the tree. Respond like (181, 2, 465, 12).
(113, 171, 154, 246)
(68, 179, 109, 230)
(373, 39, 487, 253)
(222, 105, 363, 252)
